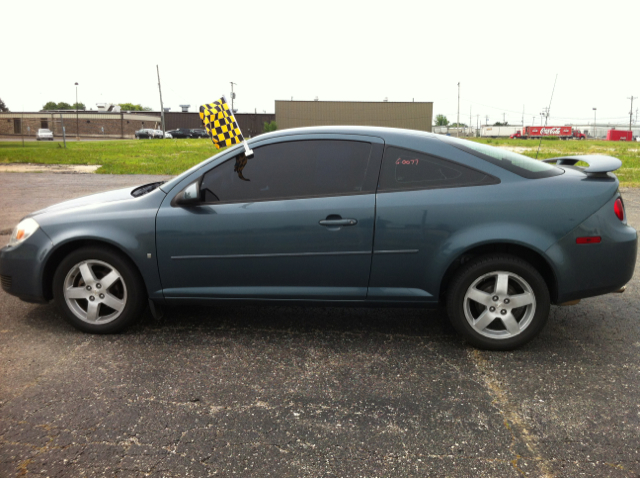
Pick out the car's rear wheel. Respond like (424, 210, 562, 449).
(446, 255, 550, 350)
(53, 246, 147, 333)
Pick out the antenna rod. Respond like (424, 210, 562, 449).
(536, 74, 558, 159)
(157, 65, 165, 135)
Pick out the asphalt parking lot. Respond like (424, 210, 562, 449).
(1, 172, 639, 477)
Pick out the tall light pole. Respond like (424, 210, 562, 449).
(75, 82, 79, 140)
(592, 107, 597, 139)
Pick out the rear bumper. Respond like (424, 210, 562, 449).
(546, 195, 638, 304)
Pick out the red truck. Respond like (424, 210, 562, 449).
(606, 129, 633, 141)
(510, 126, 586, 140)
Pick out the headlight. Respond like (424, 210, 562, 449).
(9, 218, 40, 246)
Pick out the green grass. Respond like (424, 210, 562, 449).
(0, 139, 227, 175)
(471, 138, 640, 187)
(1, 138, 639, 187)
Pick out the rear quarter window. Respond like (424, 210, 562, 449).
(378, 146, 499, 192)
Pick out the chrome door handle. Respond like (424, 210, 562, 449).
(319, 218, 358, 226)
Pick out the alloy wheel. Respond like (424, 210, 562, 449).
(463, 270, 536, 339)
(63, 259, 128, 325)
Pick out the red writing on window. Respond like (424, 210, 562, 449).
(395, 158, 419, 166)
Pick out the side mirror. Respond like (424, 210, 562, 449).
(174, 180, 201, 206)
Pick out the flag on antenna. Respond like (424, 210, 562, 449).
(199, 96, 253, 156)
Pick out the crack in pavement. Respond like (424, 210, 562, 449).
(470, 349, 552, 477)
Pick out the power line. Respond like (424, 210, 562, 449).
(458, 96, 635, 121)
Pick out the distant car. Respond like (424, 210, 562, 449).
(36, 129, 54, 141)
(152, 129, 172, 139)
(135, 129, 155, 139)
(1, 126, 636, 350)
(166, 129, 192, 139)
(190, 129, 209, 138)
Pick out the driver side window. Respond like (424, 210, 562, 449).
(200, 140, 374, 204)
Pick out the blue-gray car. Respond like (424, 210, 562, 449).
(1, 127, 636, 349)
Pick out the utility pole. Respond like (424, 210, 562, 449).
(469, 106, 472, 137)
(540, 107, 550, 126)
(230, 82, 237, 112)
(522, 105, 524, 127)
(156, 65, 165, 135)
(628, 96, 637, 132)
(593, 107, 597, 139)
(503, 112, 506, 124)
(457, 82, 460, 137)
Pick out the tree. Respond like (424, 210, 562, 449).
(0, 97, 8, 112)
(118, 103, 152, 111)
(42, 101, 59, 110)
(493, 121, 509, 126)
(42, 101, 73, 110)
(72, 102, 86, 110)
(450, 122, 468, 127)
(263, 120, 277, 132)
(434, 114, 449, 126)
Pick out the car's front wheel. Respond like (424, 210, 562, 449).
(53, 246, 147, 333)
(446, 255, 550, 350)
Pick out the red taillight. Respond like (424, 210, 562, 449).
(576, 236, 601, 244)
(614, 198, 625, 221)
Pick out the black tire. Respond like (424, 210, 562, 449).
(446, 254, 550, 350)
(53, 246, 147, 333)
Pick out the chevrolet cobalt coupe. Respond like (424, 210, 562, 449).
(1, 127, 636, 349)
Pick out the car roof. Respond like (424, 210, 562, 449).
(250, 125, 439, 144)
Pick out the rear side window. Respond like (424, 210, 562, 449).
(200, 140, 375, 203)
(378, 146, 498, 192)
(438, 135, 563, 179)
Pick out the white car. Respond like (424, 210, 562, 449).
(36, 129, 54, 141)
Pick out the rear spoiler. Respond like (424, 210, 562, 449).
(543, 155, 622, 176)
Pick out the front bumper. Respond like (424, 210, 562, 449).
(0, 228, 53, 303)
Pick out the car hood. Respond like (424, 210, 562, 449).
(29, 186, 146, 218)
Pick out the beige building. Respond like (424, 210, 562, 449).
(0, 112, 162, 139)
(275, 100, 433, 132)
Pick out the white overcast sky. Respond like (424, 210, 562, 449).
(2, 0, 639, 126)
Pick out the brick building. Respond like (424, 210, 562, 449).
(0, 111, 276, 139)
(0, 111, 162, 139)
(163, 112, 275, 138)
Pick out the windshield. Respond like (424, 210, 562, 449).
(438, 136, 563, 179)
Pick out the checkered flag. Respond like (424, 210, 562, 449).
(199, 96, 253, 157)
